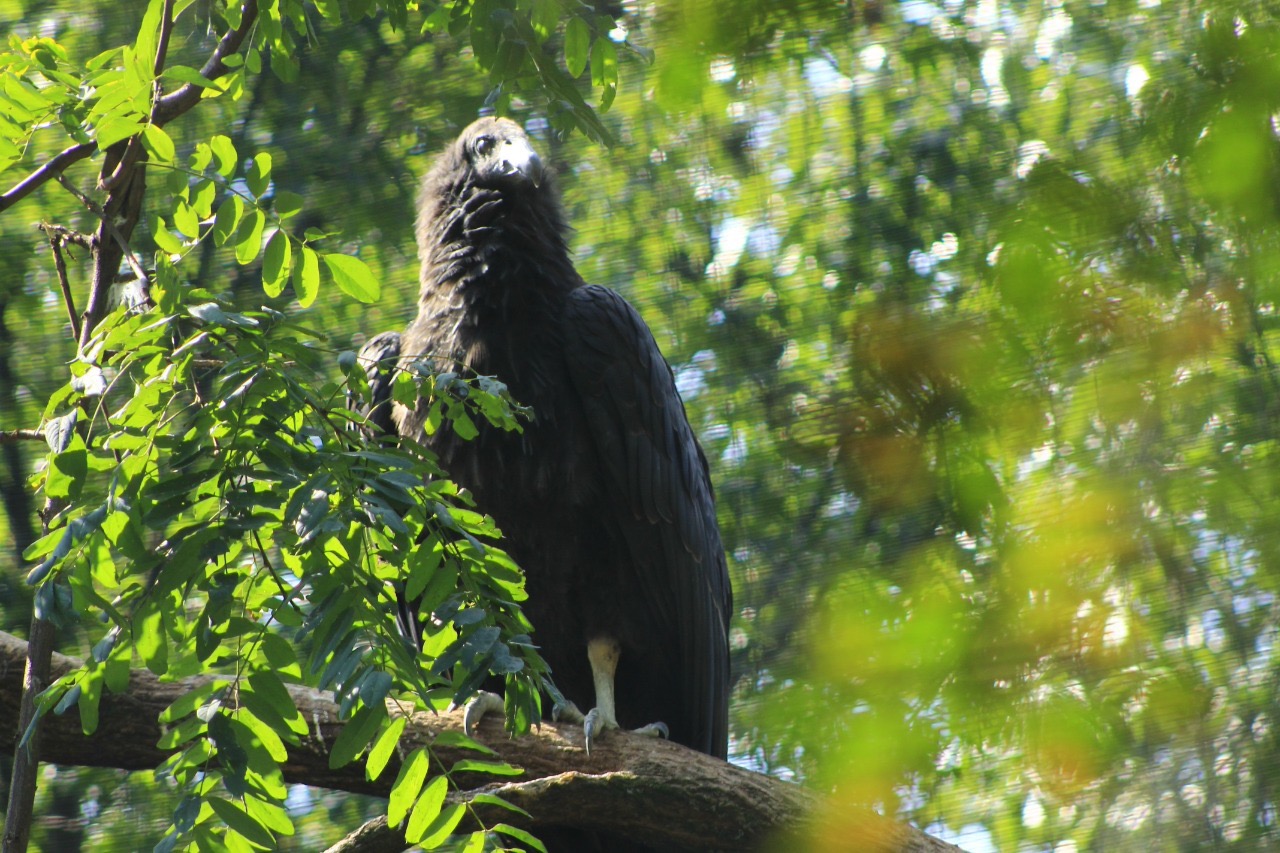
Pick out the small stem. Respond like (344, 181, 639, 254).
(39, 224, 84, 343)
(0, 430, 46, 445)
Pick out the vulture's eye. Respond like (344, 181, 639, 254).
(474, 135, 495, 156)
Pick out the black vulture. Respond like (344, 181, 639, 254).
(369, 117, 731, 759)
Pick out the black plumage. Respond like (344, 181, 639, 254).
(393, 117, 730, 758)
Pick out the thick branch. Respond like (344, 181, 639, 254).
(153, 2, 259, 126)
(0, 631, 960, 852)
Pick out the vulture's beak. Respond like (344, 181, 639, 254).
(501, 137, 544, 188)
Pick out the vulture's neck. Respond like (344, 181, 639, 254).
(419, 180, 578, 309)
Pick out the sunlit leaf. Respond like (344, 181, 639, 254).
(322, 252, 380, 303)
(564, 17, 589, 78)
(388, 747, 430, 828)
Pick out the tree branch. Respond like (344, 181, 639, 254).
(0, 144, 96, 215)
(0, 430, 46, 446)
(153, 2, 260, 126)
(0, 631, 961, 852)
(1, 620, 56, 853)
(38, 224, 88, 342)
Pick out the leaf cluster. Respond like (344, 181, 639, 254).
(0, 0, 651, 848)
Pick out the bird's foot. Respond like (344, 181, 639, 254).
(632, 721, 670, 741)
(583, 707, 614, 755)
(581, 710, 669, 755)
(455, 690, 505, 737)
(551, 699, 586, 725)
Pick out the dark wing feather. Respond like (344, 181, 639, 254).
(562, 285, 731, 758)
(352, 331, 402, 439)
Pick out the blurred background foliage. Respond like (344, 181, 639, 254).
(3, 0, 1280, 849)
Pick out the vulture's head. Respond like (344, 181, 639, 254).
(451, 117, 545, 190)
(417, 116, 571, 285)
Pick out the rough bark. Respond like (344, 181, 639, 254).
(0, 631, 963, 852)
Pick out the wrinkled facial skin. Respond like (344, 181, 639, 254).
(465, 118, 544, 188)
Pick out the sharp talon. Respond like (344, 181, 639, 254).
(462, 691, 505, 736)
(584, 707, 601, 755)
(642, 721, 670, 740)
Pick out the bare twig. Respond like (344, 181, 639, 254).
(38, 223, 85, 342)
(0, 430, 46, 446)
(152, 0, 176, 80)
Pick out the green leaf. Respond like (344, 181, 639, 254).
(262, 230, 292, 296)
(422, 4, 450, 32)
(173, 200, 201, 239)
(77, 667, 103, 734)
(46, 436, 87, 501)
(531, 0, 558, 43)
(471, 0, 500, 67)
(322, 253, 380, 303)
(315, 0, 343, 24)
(239, 687, 297, 744)
(470, 792, 531, 818)
(451, 409, 478, 440)
(293, 246, 320, 306)
(234, 208, 266, 265)
(431, 729, 498, 756)
(141, 123, 175, 162)
(328, 701, 387, 769)
(565, 17, 590, 78)
(237, 705, 289, 762)
(212, 195, 244, 247)
(95, 115, 146, 150)
(241, 794, 294, 838)
(591, 39, 618, 112)
(190, 141, 213, 171)
(152, 217, 185, 255)
(404, 775, 448, 844)
(246, 671, 306, 735)
(388, 747, 430, 828)
(366, 716, 407, 781)
(591, 38, 617, 88)
(159, 682, 223, 724)
(190, 178, 218, 218)
(135, 602, 168, 676)
(416, 802, 465, 848)
(494, 823, 547, 852)
(210, 134, 238, 178)
(134, 0, 166, 84)
(450, 758, 523, 776)
(274, 190, 304, 220)
(163, 65, 218, 88)
(207, 797, 275, 850)
(247, 151, 272, 198)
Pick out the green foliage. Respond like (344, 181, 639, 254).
(0, 0, 640, 848)
(20, 290, 545, 847)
